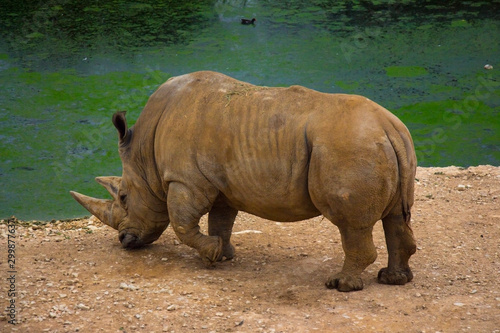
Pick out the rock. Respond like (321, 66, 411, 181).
(233, 230, 263, 235)
(120, 282, 138, 291)
(76, 303, 90, 310)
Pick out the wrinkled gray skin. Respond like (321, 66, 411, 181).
(71, 71, 417, 292)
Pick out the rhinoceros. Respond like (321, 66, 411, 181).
(71, 71, 417, 292)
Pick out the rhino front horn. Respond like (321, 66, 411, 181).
(70, 191, 119, 230)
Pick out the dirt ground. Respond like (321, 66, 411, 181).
(1, 166, 499, 333)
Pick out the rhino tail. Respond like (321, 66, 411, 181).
(385, 123, 417, 225)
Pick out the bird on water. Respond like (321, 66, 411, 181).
(241, 18, 256, 25)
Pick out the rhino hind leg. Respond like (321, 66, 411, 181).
(378, 213, 416, 285)
(167, 182, 223, 266)
(208, 200, 238, 261)
(325, 224, 378, 292)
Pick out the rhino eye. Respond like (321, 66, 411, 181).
(119, 194, 127, 206)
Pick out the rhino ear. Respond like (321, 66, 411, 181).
(95, 176, 121, 202)
(112, 111, 130, 145)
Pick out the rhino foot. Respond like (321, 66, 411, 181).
(219, 243, 235, 261)
(325, 273, 364, 292)
(199, 236, 224, 267)
(377, 267, 413, 285)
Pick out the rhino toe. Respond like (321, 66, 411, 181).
(200, 236, 224, 266)
(377, 267, 413, 285)
(326, 273, 364, 292)
(220, 243, 235, 261)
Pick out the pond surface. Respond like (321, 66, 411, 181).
(1, 0, 499, 220)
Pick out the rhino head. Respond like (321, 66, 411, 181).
(70, 112, 169, 248)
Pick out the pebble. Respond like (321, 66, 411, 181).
(167, 304, 177, 311)
(76, 303, 90, 310)
(120, 282, 138, 291)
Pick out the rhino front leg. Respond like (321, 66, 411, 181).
(326, 225, 377, 292)
(167, 183, 223, 265)
(208, 199, 238, 261)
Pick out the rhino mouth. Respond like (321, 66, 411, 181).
(119, 230, 145, 249)
(118, 229, 162, 249)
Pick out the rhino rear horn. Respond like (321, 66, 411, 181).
(69, 191, 119, 230)
(95, 176, 121, 202)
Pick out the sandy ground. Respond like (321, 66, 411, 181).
(1, 166, 499, 333)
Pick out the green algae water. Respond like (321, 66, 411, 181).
(1, 0, 499, 220)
